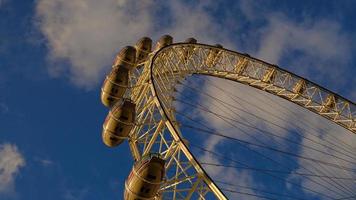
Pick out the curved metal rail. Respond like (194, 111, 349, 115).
(151, 43, 355, 134)
(126, 43, 355, 200)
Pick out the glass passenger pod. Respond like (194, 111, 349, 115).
(206, 44, 223, 68)
(101, 66, 129, 107)
(113, 46, 137, 70)
(154, 35, 173, 51)
(102, 100, 136, 147)
(135, 37, 152, 66)
(124, 153, 165, 200)
(184, 37, 197, 44)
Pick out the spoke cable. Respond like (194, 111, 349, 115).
(175, 101, 356, 171)
(181, 78, 356, 161)
(180, 77, 356, 194)
(198, 75, 356, 153)
(176, 78, 356, 195)
(176, 111, 351, 198)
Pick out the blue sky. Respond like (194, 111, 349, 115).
(0, 0, 355, 200)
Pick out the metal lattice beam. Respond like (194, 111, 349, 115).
(113, 42, 355, 200)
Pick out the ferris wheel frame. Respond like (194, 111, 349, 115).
(105, 41, 355, 200)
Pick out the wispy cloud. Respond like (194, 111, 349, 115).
(35, 0, 230, 88)
(192, 3, 356, 198)
(63, 187, 89, 200)
(238, 0, 354, 95)
(189, 75, 356, 199)
(236, 3, 356, 185)
(256, 15, 351, 87)
(34, 157, 54, 167)
(0, 143, 25, 195)
(35, 0, 355, 198)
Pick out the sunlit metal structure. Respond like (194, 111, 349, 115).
(100, 35, 356, 200)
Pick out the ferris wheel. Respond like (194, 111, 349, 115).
(100, 35, 356, 200)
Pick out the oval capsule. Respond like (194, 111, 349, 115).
(135, 37, 152, 65)
(101, 66, 129, 107)
(113, 46, 137, 70)
(184, 37, 197, 44)
(102, 100, 136, 147)
(154, 35, 173, 51)
(124, 153, 165, 200)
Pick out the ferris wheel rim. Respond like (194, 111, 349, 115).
(133, 41, 356, 199)
(100, 36, 355, 199)
(159, 42, 356, 106)
(148, 43, 356, 199)
(150, 42, 355, 135)
(149, 46, 229, 200)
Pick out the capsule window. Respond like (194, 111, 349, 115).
(116, 77, 123, 83)
(109, 136, 118, 142)
(147, 174, 156, 180)
(120, 115, 129, 121)
(111, 88, 118, 93)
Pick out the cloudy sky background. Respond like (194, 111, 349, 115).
(1, 0, 355, 199)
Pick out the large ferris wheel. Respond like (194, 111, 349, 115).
(100, 35, 356, 200)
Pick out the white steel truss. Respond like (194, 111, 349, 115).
(112, 43, 355, 200)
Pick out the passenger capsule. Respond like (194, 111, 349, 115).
(101, 66, 129, 107)
(124, 153, 165, 200)
(113, 46, 137, 70)
(184, 37, 197, 44)
(102, 100, 136, 147)
(154, 35, 173, 51)
(135, 37, 152, 65)
(206, 44, 223, 67)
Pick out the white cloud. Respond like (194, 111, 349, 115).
(35, 0, 355, 198)
(34, 157, 54, 167)
(35, 0, 155, 88)
(180, 77, 296, 198)
(236, 3, 356, 198)
(256, 15, 352, 86)
(239, 0, 354, 95)
(0, 143, 25, 194)
(35, 0, 230, 88)
(181, 75, 356, 199)
(285, 114, 356, 199)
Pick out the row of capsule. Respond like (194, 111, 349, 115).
(100, 35, 223, 200)
(101, 35, 173, 148)
(100, 35, 215, 148)
(100, 36, 168, 200)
